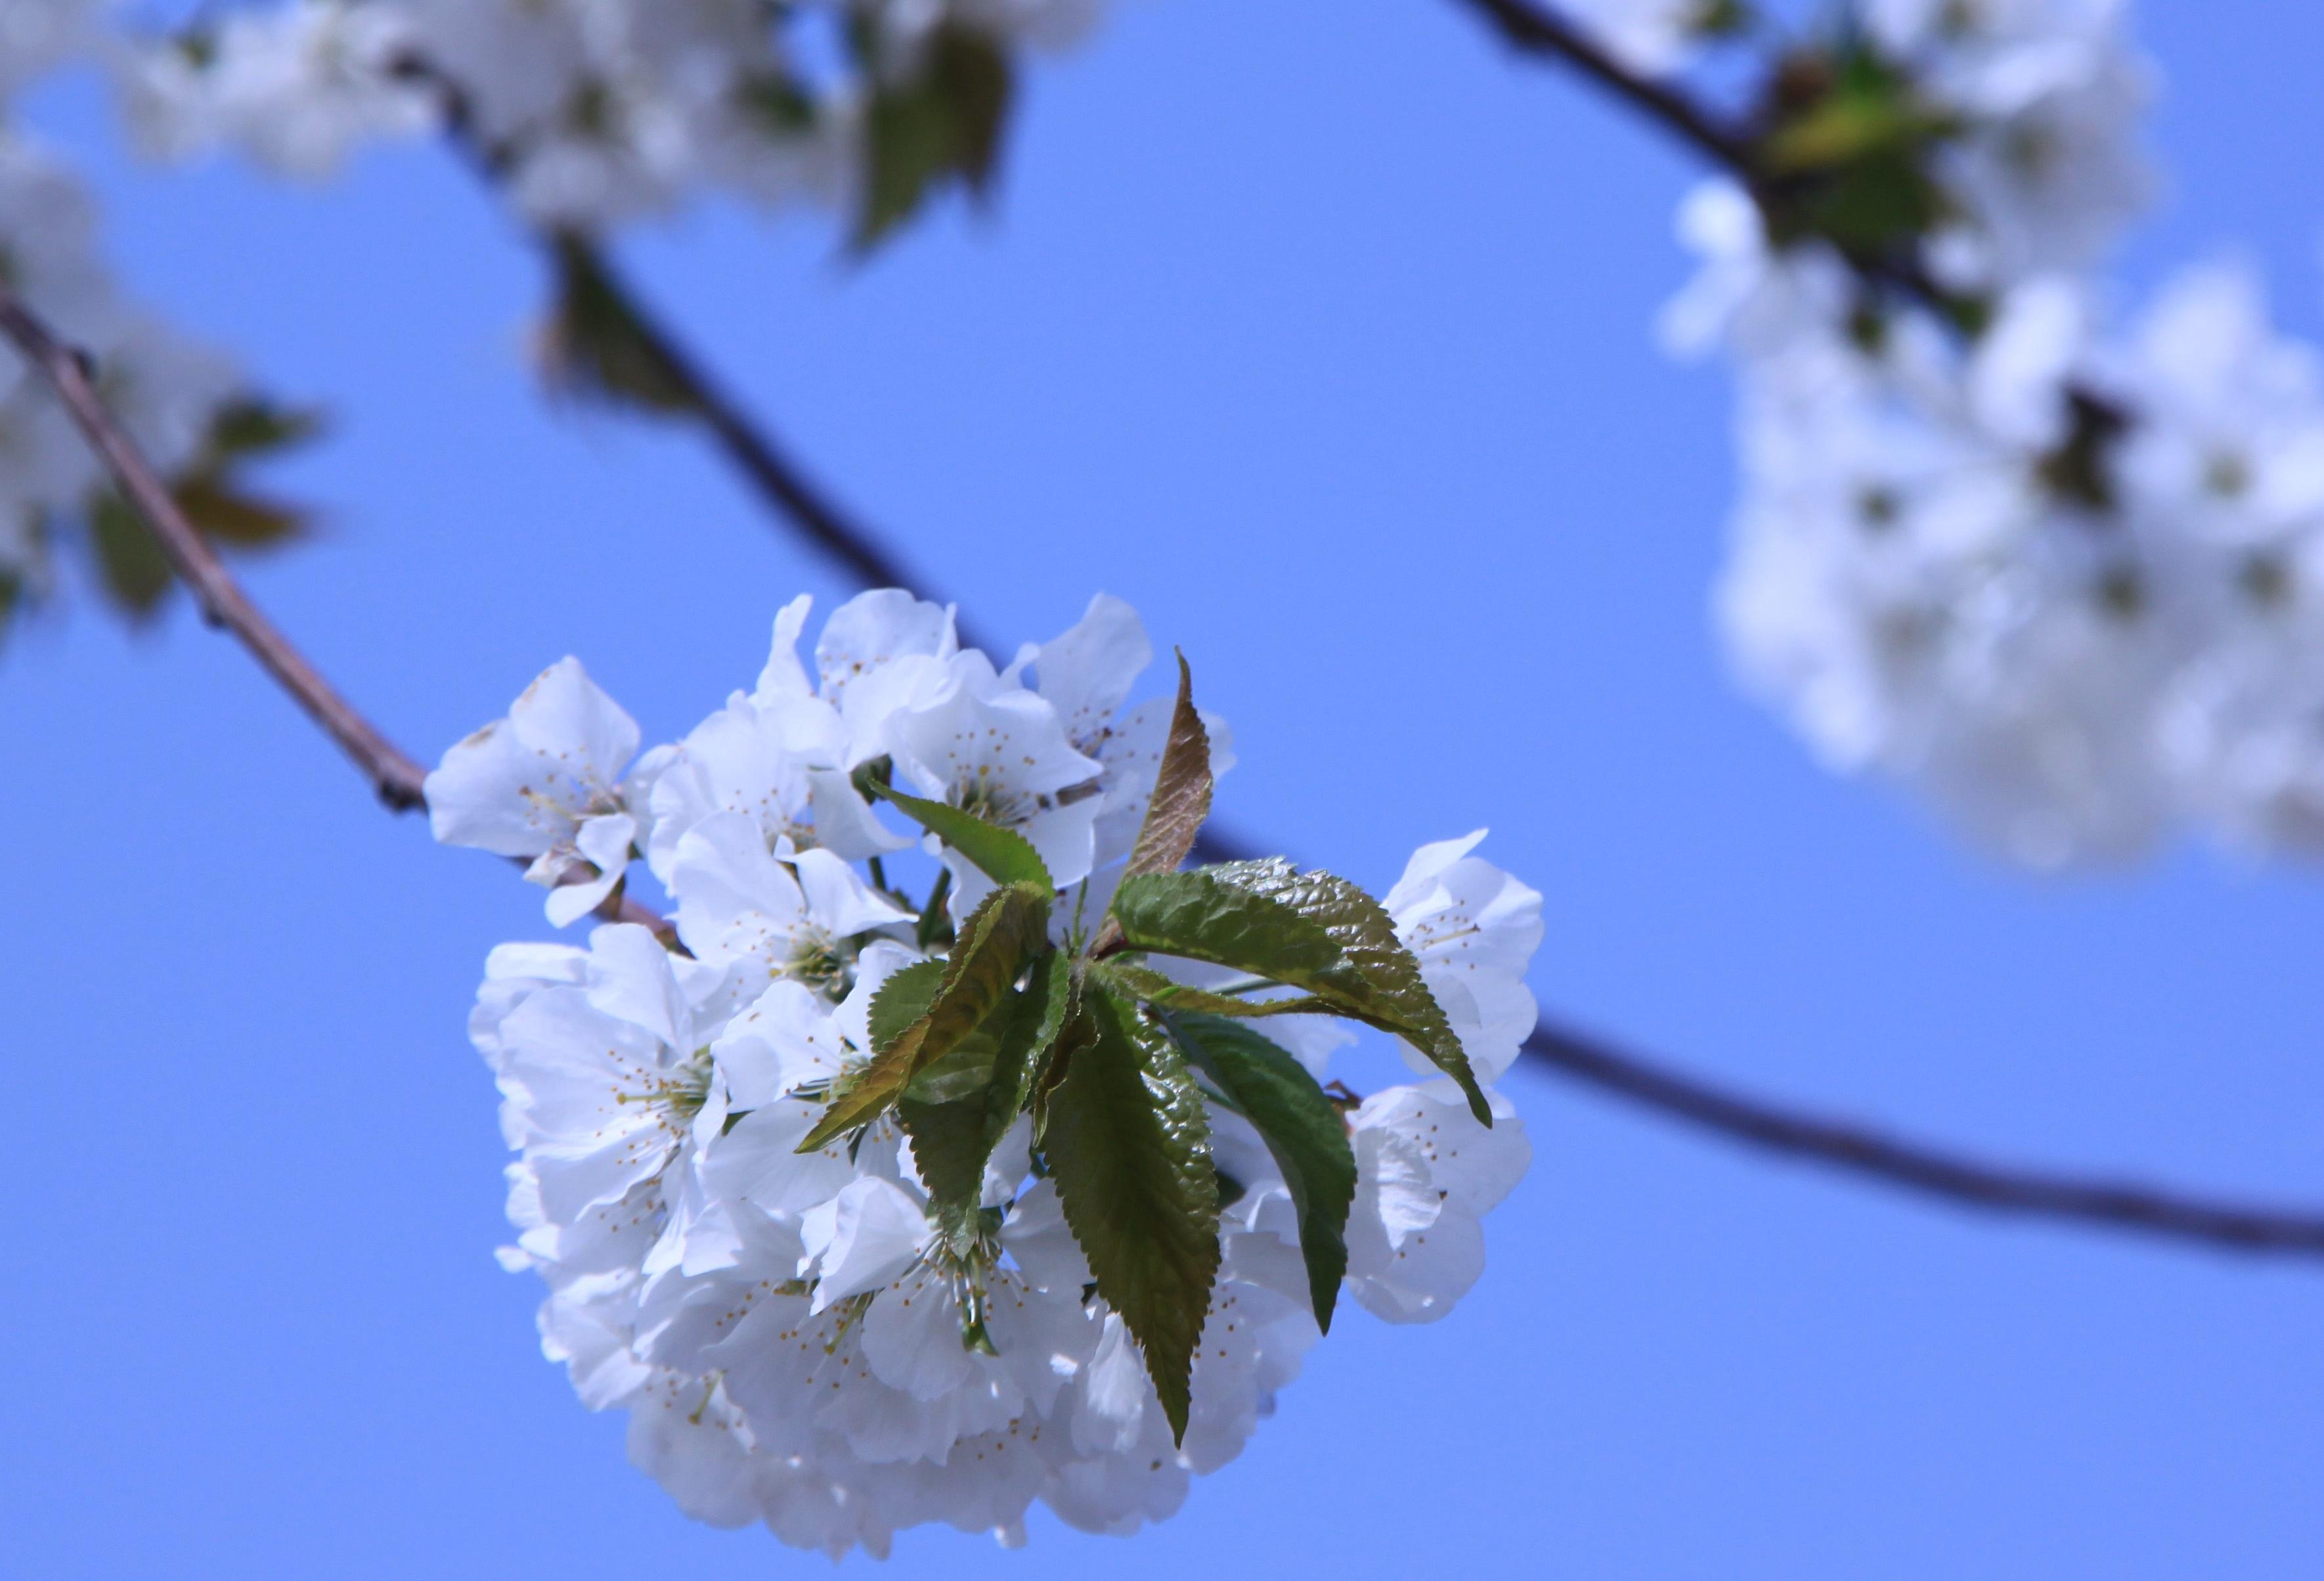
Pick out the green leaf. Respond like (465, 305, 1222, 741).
(197, 397, 324, 468)
(176, 479, 310, 550)
(1120, 652, 1213, 881)
(1754, 45, 1952, 257)
(1029, 958, 1092, 1138)
(1208, 860, 1491, 1125)
(1044, 983, 1219, 1444)
(799, 881, 1051, 1150)
(734, 72, 818, 137)
(540, 235, 697, 414)
(1106, 869, 1347, 985)
(0, 555, 26, 648)
(852, 23, 1014, 252)
(898, 952, 1070, 1232)
(1163, 1012, 1355, 1333)
(1109, 864, 1490, 1124)
(87, 491, 174, 619)
(868, 959, 947, 1054)
(870, 780, 1055, 891)
(1093, 960, 1331, 1020)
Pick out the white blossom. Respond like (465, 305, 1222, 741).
(426, 656, 658, 923)
(443, 594, 1539, 1553)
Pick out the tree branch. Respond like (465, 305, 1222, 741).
(18, 254, 2319, 1262)
(1525, 1020, 2324, 1254)
(0, 285, 428, 812)
(1453, 0, 1753, 171)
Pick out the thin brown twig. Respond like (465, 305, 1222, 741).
(0, 284, 428, 812)
(18, 220, 2321, 1262)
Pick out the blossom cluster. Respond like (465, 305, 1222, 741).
(431, 590, 1541, 1554)
(0, 2, 269, 639)
(1581, 0, 2324, 864)
(116, 0, 1103, 233)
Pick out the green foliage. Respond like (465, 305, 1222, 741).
(869, 958, 947, 1052)
(1107, 862, 1489, 1123)
(800, 881, 1051, 1150)
(88, 492, 174, 619)
(852, 23, 1015, 252)
(199, 397, 324, 466)
(898, 952, 1070, 1236)
(1755, 44, 1954, 258)
(870, 780, 1056, 891)
(1206, 860, 1490, 1123)
(1043, 983, 1219, 1444)
(540, 235, 697, 414)
(1163, 1012, 1356, 1333)
(1092, 960, 1330, 1020)
(81, 394, 318, 622)
(1107, 869, 1348, 983)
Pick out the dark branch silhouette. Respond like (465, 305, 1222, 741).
(1527, 1019, 2324, 1253)
(1454, 0, 1752, 169)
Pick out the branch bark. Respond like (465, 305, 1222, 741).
(1527, 1019, 2324, 1254)
(0, 285, 428, 812)
(1453, 0, 1753, 170)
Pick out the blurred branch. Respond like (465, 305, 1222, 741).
(0, 284, 428, 813)
(1454, 0, 1752, 169)
(1526, 1020, 2324, 1255)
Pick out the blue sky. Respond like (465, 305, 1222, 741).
(11, 2, 2324, 1574)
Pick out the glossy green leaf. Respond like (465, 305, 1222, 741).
(1208, 859, 1490, 1124)
(1044, 983, 1219, 1444)
(870, 780, 1055, 891)
(1106, 869, 1348, 985)
(1163, 1012, 1355, 1333)
(1093, 960, 1330, 1020)
(867, 958, 947, 1054)
(898, 952, 1068, 1230)
(800, 882, 1050, 1150)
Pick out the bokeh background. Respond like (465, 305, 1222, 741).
(10, 2, 2324, 1574)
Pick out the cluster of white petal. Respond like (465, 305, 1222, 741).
(1665, 1, 2324, 864)
(0, 14, 253, 629)
(112, 0, 1104, 228)
(434, 591, 1543, 1554)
